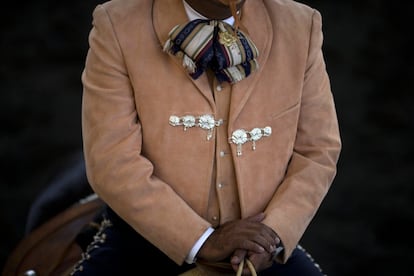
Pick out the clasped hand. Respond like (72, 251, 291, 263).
(197, 212, 280, 275)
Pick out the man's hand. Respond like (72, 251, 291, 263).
(231, 249, 274, 275)
(196, 213, 279, 262)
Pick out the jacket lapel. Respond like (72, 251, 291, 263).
(229, 0, 273, 126)
(152, 0, 215, 107)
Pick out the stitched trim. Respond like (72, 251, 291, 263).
(297, 244, 327, 276)
(69, 218, 112, 275)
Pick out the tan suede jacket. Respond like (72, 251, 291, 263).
(81, 0, 342, 265)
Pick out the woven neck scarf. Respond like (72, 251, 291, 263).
(163, 19, 259, 84)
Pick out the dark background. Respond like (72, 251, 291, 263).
(1, 0, 413, 275)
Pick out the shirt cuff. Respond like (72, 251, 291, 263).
(185, 227, 215, 264)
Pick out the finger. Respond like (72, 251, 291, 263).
(238, 238, 266, 254)
(231, 249, 247, 272)
(249, 233, 277, 253)
(238, 224, 279, 253)
(262, 226, 281, 246)
(258, 226, 281, 252)
(231, 249, 247, 265)
(248, 251, 273, 274)
(229, 234, 271, 254)
(250, 223, 282, 252)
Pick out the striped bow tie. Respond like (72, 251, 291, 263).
(163, 19, 259, 84)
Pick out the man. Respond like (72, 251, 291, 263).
(73, 0, 341, 274)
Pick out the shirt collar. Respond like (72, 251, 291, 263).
(182, 0, 235, 25)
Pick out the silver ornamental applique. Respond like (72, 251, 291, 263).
(231, 129, 248, 156)
(182, 115, 196, 130)
(169, 114, 223, 140)
(230, 126, 272, 156)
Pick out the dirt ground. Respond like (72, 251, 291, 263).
(1, 1, 413, 275)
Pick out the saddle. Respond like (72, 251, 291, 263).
(2, 152, 104, 276)
(2, 195, 104, 276)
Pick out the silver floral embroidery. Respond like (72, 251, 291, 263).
(249, 128, 263, 151)
(169, 115, 271, 155)
(182, 115, 196, 130)
(249, 128, 263, 141)
(169, 114, 224, 140)
(169, 115, 180, 126)
(231, 129, 249, 144)
(231, 129, 249, 156)
(230, 126, 272, 156)
(263, 126, 272, 136)
(198, 114, 215, 130)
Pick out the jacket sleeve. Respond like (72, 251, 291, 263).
(263, 9, 342, 263)
(81, 4, 211, 264)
